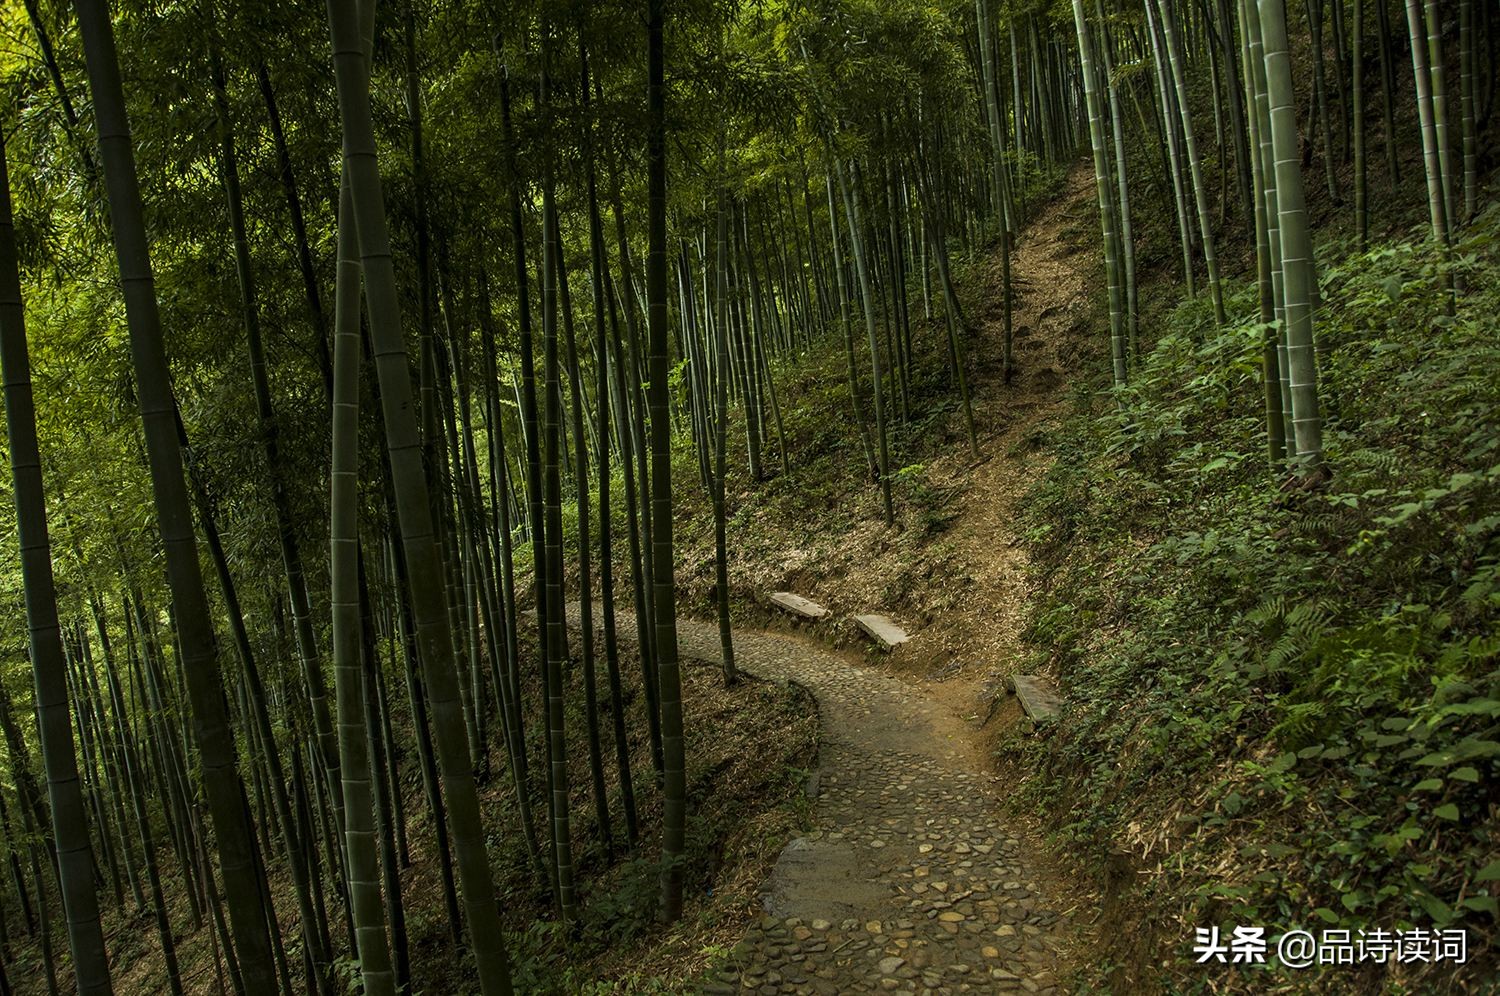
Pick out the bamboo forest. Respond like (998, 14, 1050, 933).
(0, 0, 1496, 991)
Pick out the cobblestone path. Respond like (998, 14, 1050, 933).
(668, 619, 1076, 995)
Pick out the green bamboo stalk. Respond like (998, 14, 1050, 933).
(1244, 0, 1297, 458)
(331, 155, 395, 996)
(976, 0, 1017, 377)
(1375, 0, 1399, 183)
(538, 49, 578, 923)
(1094, 0, 1138, 358)
(73, 0, 278, 981)
(825, 175, 879, 478)
(1145, 0, 1197, 294)
(1353, 0, 1367, 244)
(1305, 0, 1340, 200)
(1459, 0, 1477, 223)
(1239, 0, 1287, 467)
(1404, 0, 1451, 243)
(835, 155, 895, 525)
(1072, 0, 1128, 388)
(646, 0, 687, 923)
(1423, 0, 1456, 228)
(1153, 0, 1225, 323)
(0, 126, 114, 996)
(324, 0, 514, 988)
(1261, 0, 1326, 469)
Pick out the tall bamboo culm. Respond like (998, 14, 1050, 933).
(1259, 0, 1325, 469)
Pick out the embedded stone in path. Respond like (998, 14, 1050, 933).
(855, 613, 911, 651)
(1007, 675, 1061, 723)
(769, 591, 831, 621)
(761, 836, 891, 921)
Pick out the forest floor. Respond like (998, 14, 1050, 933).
(666, 162, 1116, 993)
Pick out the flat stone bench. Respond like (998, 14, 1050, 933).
(1007, 674, 1061, 723)
(769, 592, 831, 621)
(854, 613, 911, 651)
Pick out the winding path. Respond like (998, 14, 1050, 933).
(668, 617, 1075, 995)
(600, 166, 1100, 995)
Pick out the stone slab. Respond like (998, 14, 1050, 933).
(761, 836, 891, 921)
(1007, 675, 1061, 722)
(769, 591, 831, 621)
(854, 613, 911, 651)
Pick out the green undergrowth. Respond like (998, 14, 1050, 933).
(1015, 209, 1500, 990)
(495, 640, 819, 994)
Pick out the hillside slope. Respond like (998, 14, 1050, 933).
(676, 169, 1499, 993)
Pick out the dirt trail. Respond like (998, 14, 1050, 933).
(673, 165, 1103, 995)
(913, 162, 1098, 698)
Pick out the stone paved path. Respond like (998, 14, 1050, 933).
(667, 618, 1075, 995)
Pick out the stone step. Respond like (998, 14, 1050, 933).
(854, 614, 911, 651)
(1007, 675, 1061, 723)
(769, 591, 831, 621)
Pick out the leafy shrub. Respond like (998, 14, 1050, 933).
(1015, 210, 1500, 988)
